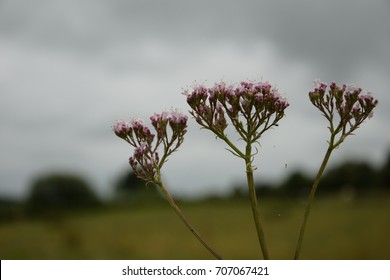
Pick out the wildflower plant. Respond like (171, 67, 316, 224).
(113, 79, 377, 260)
(184, 81, 289, 259)
(294, 81, 378, 259)
(113, 109, 222, 259)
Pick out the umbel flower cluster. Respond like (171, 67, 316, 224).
(113, 108, 221, 259)
(113, 109, 188, 182)
(309, 80, 378, 148)
(185, 81, 289, 157)
(113, 78, 378, 260)
(184, 80, 289, 260)
(293, 80, 379, 259)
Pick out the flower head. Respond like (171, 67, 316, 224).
(313, 79, 328, 93)
(184, 79, 289, 145)
(169, 111, 187, 124)
(150, 112, 169, 138)
(344, 83, 362, 94)
(114, 109, 188, 182)
(308, 80, 378, 147)
(112, 120, 131, 139)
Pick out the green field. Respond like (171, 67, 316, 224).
(0, 195, 389, 259)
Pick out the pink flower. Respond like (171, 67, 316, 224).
(169, 109, 188, 125)
(184, 79, 289, 138)
(113, 120, 131, 139)
(114, 109, 188, 182)
(130, 117, 144, 129)
(344, 83, 361, 94)
(168, 109, 188, 135)
(255, 81, 272, 93)
(313, 79, 327, 92)
(309, 80, 378, 137)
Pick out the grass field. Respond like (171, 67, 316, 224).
(0, 195, 389, 259)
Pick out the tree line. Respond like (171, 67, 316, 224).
(256, 151, 390, 198)
(1, 151, 389, 222)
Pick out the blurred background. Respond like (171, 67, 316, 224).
(1, 0, 389, 259)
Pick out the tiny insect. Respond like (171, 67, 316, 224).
(285, 163, 287, 168)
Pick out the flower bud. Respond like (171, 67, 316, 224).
(309, 80, 378, 138)
(115, 110, 188, 182)
(185, 79, 289, 141)
(113, 120, 131, 139)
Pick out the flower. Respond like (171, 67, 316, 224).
(112, 120, 131, 139)
(150, 112, 169, 138)
(344, 83, 361, 94)
(308, 80, 378, 146)
(184, 79, 289, 143)
(313, 79, 327, 93)
(168, 109, 188, 129)
(114, 109, 188, 182)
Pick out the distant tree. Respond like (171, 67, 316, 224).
(380, 151, 390, 189)
(320, 161, 377, 194)
(0, 198, 23, 223)
(279, 171, 311, 198)
(27, 173, 100, 214)
(253, 182, 278, 197)
(114, 171, 160, 202)
(115, 171, 145, 194)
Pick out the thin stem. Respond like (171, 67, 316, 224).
(220, 134, 245, 159)
(245, 144, 270, 259)
(157, 139, 175, 170)
(156, 176, 223, 260)
(294, 136, 335, 260)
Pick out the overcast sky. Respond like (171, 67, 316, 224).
(1, 0, 389, 200)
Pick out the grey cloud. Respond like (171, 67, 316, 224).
(1, 0, 389, 199)
(2, 0, 389, 81)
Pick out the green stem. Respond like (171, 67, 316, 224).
(294, 138, 335, 260)
(245, 144, 270, 259)
(156, 177, 223, 260)
(216, 131, 245, 159)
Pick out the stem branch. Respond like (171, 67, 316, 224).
(245, 144, 270, 259)
(294, 138, 334, 259)
(156, 177, 223, 260)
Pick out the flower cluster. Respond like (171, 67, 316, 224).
(309, 80, 378, 146)
(113, 109, 188, 182)
(184, 81, 289, 143)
